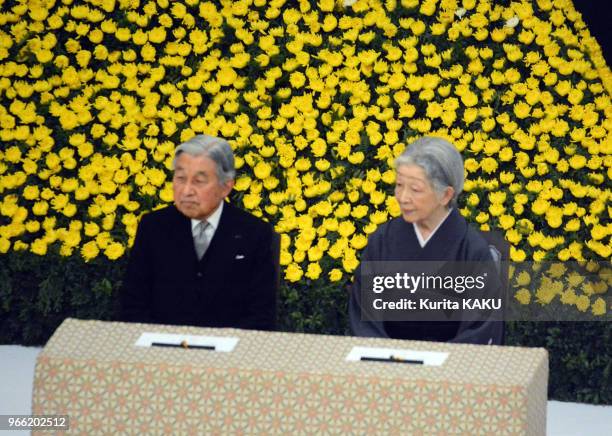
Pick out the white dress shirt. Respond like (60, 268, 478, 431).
(191, 201, 224, 242)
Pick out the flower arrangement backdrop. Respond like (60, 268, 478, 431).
(0, 0, 610, 402)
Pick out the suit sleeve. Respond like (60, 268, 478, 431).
(120, 215, 154, 323)
(237, 223, 277, 330)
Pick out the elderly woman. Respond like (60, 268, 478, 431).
(349, 136, 502, 344)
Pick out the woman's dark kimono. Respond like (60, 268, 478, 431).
(349, 208, 504, 344)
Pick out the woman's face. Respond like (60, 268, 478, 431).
(394, 164, 453, 227)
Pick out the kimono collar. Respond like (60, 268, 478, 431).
(414, 208, 453, 248)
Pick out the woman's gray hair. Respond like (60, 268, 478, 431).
(394, 136, 464, 207)
(173, 134, 236, 184)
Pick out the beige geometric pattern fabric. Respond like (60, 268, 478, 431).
(32, 319, 548, 435)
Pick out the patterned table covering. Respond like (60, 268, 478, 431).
(33, 318, 547, 435)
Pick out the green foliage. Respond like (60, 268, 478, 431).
(0, 250, 122, 344)
(279, 280, 349, 335)
(506, 321, 611, 404)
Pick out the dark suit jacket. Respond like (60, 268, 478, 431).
(349, 208, 503, 345)
(121, 203, 277, 330)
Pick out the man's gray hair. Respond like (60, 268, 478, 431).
(173, 134, 236, 184)
(394, 136, 464, 207)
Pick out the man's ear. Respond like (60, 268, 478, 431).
(222, 179, 235, 197)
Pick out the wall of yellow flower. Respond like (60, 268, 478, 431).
(0, 0, 610, 322)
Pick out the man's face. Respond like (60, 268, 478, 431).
(173, 153, 234, 220)
(394, 164, 453, 227)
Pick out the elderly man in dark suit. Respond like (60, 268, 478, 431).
(121, 134, 277, 330)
